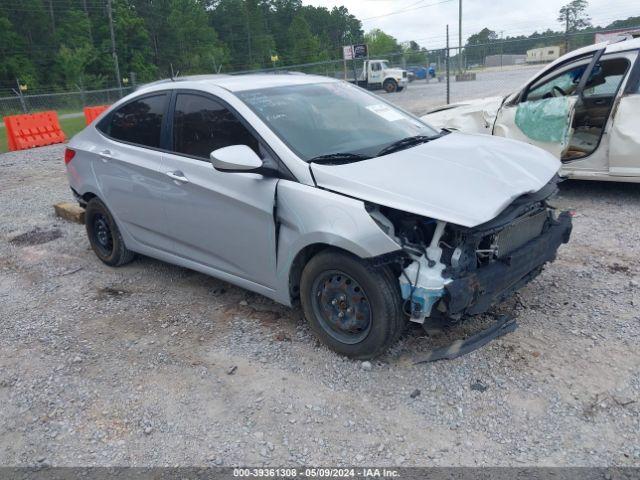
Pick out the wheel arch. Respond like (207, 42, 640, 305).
(287, 243, 356, 304)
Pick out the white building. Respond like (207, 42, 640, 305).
(526, 46, 562, 63)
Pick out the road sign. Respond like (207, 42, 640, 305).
(353, 44, 368, 59)
(343, 45, 354, 60)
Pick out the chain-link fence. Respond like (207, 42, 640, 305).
(227, 47, 538, 115)
(0, 87, 135, 117)
(2, 26, 636, 120)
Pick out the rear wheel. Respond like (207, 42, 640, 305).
(85, 197, 135, 267)
(384, 79, 398, 93)
(300, 250, 406, 359)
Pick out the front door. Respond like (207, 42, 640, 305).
(369, 61, 384, 86)
(161, 92, 279, 288)
(493, 55, 594, 158)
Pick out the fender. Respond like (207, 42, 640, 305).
(272, 180, 401, 305)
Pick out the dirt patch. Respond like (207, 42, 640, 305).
(608, 262, 630, 274)
(96, 286, 131, 299)
(9, 227, 62, 246)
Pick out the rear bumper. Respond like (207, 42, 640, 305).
(445, 211, 573, 316)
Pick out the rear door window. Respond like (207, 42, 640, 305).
(171, 93, 259, 160)
(99, 94, 168, 148)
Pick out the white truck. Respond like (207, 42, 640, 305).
(350, 59, 409, 93)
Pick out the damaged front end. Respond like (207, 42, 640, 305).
(368, 176, 573, 324)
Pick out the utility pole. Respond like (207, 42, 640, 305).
(458, 0, 462, 73)
(82, 0, 93, 40)
(48, 0, 55, 34)
(446, 25, 450, 105)
(565, 15, 570, 53)
(107, 0, 122, 93)
(499, 30, 504, 70)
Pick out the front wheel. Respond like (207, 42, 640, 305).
(300, 250, 406, 359)
(383, 79, 398, 93)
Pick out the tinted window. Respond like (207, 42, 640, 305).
(101, 94, 167, 148)
(172, 93, 259, 159)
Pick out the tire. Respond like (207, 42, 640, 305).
(85, 197, 135, 267)
(300, 250, 406, 359)
(383, 79, 398, 93)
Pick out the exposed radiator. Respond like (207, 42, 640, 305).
(495, 210, 548, 258)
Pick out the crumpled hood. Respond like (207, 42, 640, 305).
(421, 96, 504, 133)
(311, 132, 560, 228)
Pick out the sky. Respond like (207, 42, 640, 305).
(303, 0, 640, 48)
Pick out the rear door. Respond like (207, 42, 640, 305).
(161, 91, 280, 287)
(93, 92, 174, 252)
(493, 51, 601, 158)
(608, 52, 640, 177)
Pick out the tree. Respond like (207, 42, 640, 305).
(286, 13, 327, 65)
(364, 29, 401, 57)
(606, 16, 640, 30)
(558, 0, 591, 51)
(465, 27, 498, 65)
(53, 45, 96, 89)
(165, 0, 228, 75)
(0, 15, 37, 89)
(558, 0, 591, 32)
(402, 40, 427, 65)
(50, 9, 99, 88)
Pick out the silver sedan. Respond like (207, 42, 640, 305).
(65, 74, 572, 358)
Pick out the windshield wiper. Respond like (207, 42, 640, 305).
(377, 134, 439, 157)
(308, 152, 372, 165)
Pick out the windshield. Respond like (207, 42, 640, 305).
(237, 81, 438, 162)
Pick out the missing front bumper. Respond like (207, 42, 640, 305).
(445, 211, 573, 316)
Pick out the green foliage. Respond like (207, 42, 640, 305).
(558, 0, 591, 32)
(1, 0, 635, 92)
(286, 14, 327, 65)
(402, 40, 427, 65)
(606, 16, 640, 29)
(365, 29, 401, 57)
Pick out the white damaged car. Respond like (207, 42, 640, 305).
(423, 38, 640, 183)
(65, 74, 572, 358)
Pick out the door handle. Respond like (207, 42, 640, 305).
(98, 149, 112, 163)
(166, 170, 189, 183)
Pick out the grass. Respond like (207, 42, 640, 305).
(0, 116, 86, 154)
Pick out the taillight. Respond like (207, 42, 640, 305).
(64, 148, 76, 164)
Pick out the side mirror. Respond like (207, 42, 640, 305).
(210, 145, 263, 173)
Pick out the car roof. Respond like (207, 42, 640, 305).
(137, 73, 339, 94)
(563, 37, 640, 61)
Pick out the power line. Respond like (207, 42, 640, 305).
(361, 0, 454, 21)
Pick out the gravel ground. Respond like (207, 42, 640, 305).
(382, 64, 541, 115)
(1, 128, 639, 467)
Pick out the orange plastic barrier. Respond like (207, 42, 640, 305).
(83, 105, 109, 125)
(3, 111, 66, 151)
